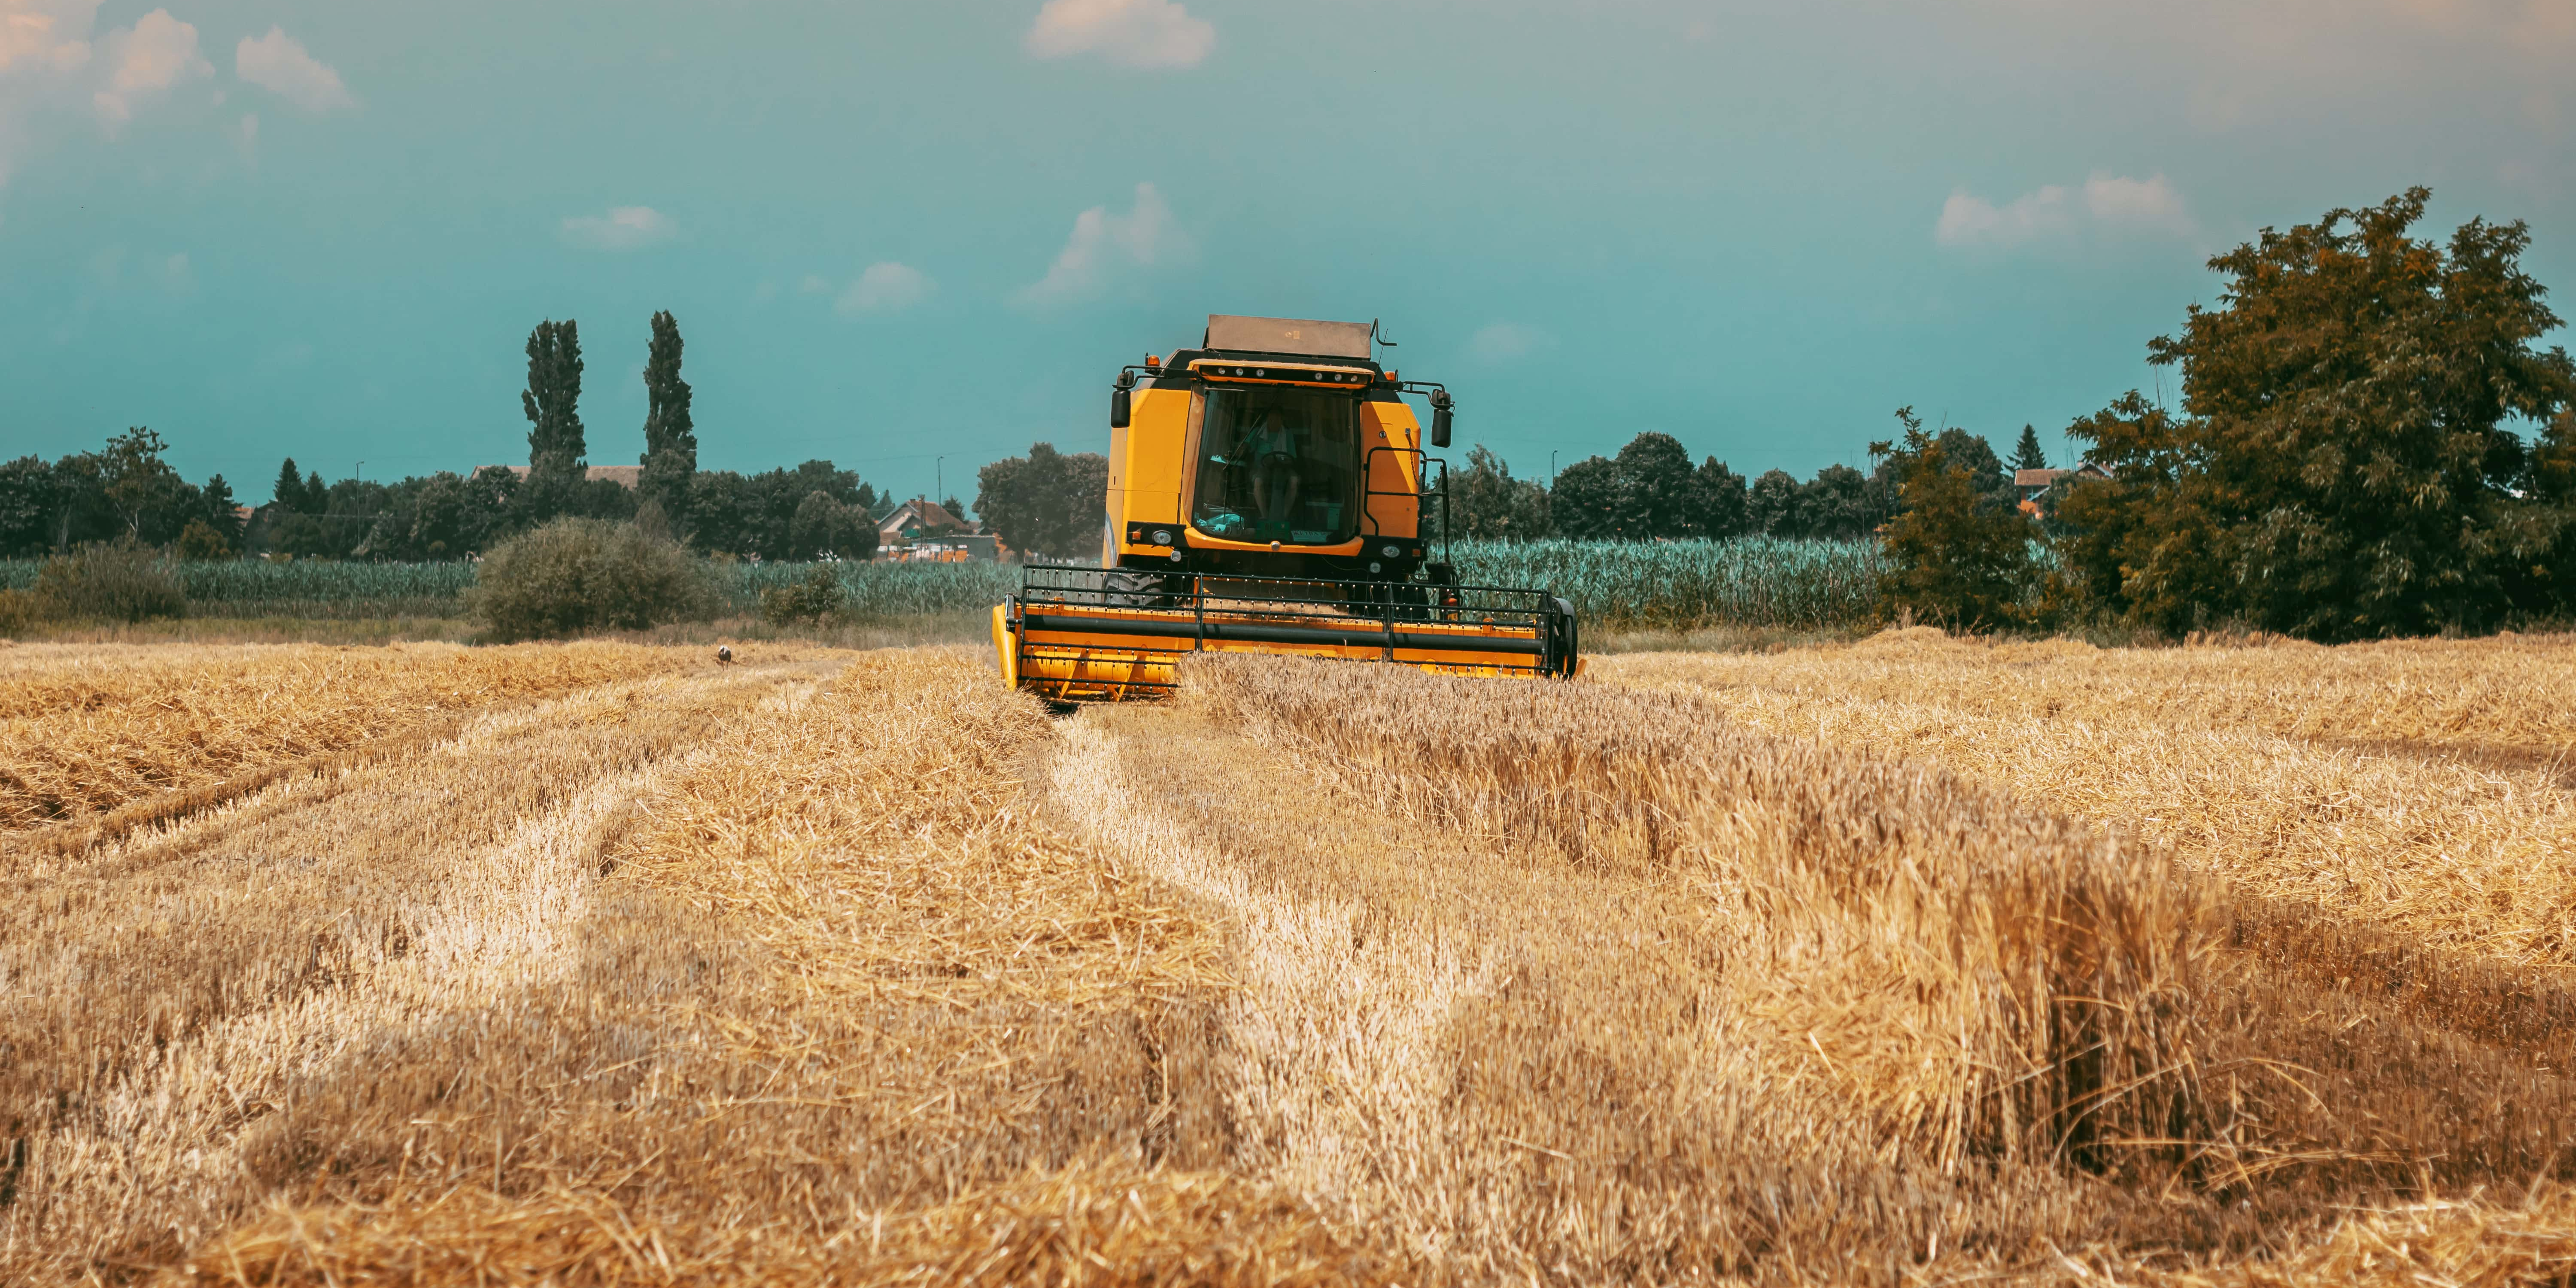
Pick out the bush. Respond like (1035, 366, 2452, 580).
(0, 587, 38, 635)
(471, 517, 716, 641)
(759, 565, 847, 625)
(33, 541, 188, 622)
(176, 518, 234, 561)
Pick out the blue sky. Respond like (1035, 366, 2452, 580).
(5, 0, 2573, 504)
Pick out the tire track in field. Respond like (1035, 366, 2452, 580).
(1043, 703, 1864, 1286)
(0, 660, 831, 1279)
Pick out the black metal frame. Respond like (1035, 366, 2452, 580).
(1009, 564, 1578, 690)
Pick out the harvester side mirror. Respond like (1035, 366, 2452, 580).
(1110, 373, 1134, 429)
(1429, 390, 1453, 448)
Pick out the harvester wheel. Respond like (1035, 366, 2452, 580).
(1104, 569, 1182, 608)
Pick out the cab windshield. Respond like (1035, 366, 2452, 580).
(1191, 386, 1363, 544)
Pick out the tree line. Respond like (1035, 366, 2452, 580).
(1443, 424, 2049, 543)
(3, 312, 902, 563)
(1452, 189, 2576, 640)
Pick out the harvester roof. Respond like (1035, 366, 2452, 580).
(1200, 315, 1373, 360)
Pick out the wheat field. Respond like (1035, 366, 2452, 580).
(2, 631, 2570, 1285)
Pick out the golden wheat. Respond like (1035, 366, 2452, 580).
(6, 633, 2571, 1285)
(0, 640, 732, 835)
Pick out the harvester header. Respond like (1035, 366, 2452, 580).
(991, 314, 1580, 703)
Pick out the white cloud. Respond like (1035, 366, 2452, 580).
(0, 0, 97, 75)
(835, 261, 933, 316)
(1019, 182, 1187, 308)
(91, 9, 206, 127)
(1936, 173, 2193, 250)
(559, 205, 676, 251)
(235, 26, 353, 113)
(1025, 0, 1213, 69)
(1469, 322, 1549, 364)
(1935, 184, 2073, 249)
(2082, 173, 2193, 235)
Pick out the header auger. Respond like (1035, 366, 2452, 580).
(991, 314, 1582, 703)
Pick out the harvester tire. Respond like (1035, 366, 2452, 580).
(1104, 569, 1181, 608)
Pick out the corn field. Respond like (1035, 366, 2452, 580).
(0, 557, 1022, 621)
(6, 540, 1885, 630)
(6, 631, 2573, 1285)
(1447, 536, 1886, 629)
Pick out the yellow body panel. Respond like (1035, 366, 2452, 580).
(1104, 386, 1193, 564)
(1359, 399, 1422, 541)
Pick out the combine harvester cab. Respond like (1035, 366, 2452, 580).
(993, 313, 1581, 703)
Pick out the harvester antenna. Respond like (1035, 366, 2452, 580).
(1370, 318, 1398, 352)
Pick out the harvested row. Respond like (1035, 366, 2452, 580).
(0, 657, 824, 1276)
(1619, 627, 2576, 769)
(0, 641, 718, 834)
(1135, 653, 2576, 1283)
(159, 647, 1375, 1287)
(1599, 634, 2576, 1027)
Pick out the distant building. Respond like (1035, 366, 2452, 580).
(2014, 462, 2108, 500)
(2015, 462, 2111, 517)
(876, 497, 969, 547)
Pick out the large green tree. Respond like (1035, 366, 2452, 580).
(1608, 432, 1700, 537)
(522, 319, 587, 509)
(1691, 457, 1749, 538)
(1875, 407, 2037, 629)
(1447, 445, 1552, 540)
(638, 310, 696, 526)
(2070, 188, 2576, 638)
(1546, 455, 1620, 539)
(975, 443, 1109, 559)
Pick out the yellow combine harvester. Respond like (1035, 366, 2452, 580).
(992, 314, 1580, 703)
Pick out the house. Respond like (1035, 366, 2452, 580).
(876, 497, 969, 547)
(483, 465, 644, 488)
(2015, 462, 2111, 517)
(2014, 462, 2109, 501)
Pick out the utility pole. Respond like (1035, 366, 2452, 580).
(355, 460, 365, 482)
(936, 456, 945, 507)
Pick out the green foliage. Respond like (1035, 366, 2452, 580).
(2011, 425, 2049, 474)
(721, 559, 1017, 619)
(471, 518, 715, 641)
(2068, 188, 2576, 638)
(1546, 434, 1751, 540)
(1874, 408, 2036, 630)
(176, 519, 233, 561)
(787, 490, 876, 559)
(639, 310, 696, 524)
(1448, 536, 1885, 630)
(759, 565, 848, 625)
(31, 541, 188, 622)
(522, 318, 587, 510)
(975, 443, 1107, 558)
(1445, 445, 1552, 540)
(688, 462, 878, 559)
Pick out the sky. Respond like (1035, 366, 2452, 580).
(4, 0, 2574, 505)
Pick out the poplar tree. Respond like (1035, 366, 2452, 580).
(638, 310, 696, 525)
(522, 319, 586, 481)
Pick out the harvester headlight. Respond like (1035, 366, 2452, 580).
(1152, 531, 1173, 546)
(1369, 561, 1382, 574)
(1382, 544, 1400, 558)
